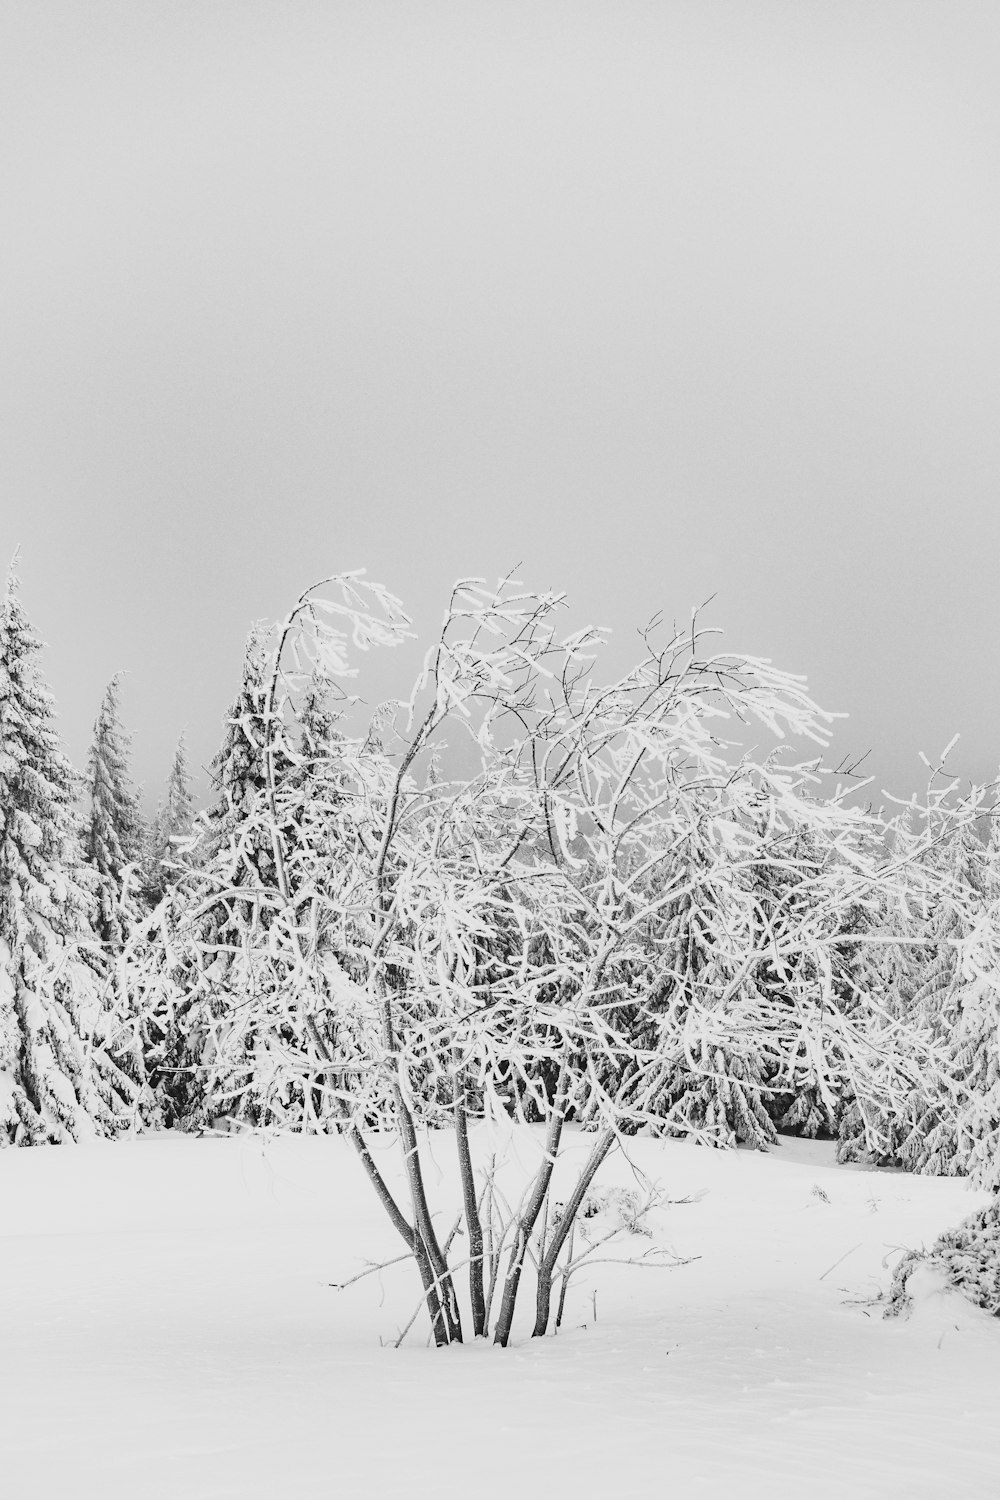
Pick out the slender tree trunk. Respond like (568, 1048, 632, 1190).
(481, 1164, 499, 1328)
(454, 1061, 487, 1336)
(392, 1082, 463, 1343)
(532, 1126, 615, 1337)
(342, 1119, 450, 1344)
(554, 1220, 576, 1333)
(375, 979, 463, 1344)
(493, 1053, 572, 1347)
(307, 1015, 453, 1345)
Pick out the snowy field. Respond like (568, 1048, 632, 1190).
(1, 1127, 997, 1499)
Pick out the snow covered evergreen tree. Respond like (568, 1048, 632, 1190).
(145, 732, 195, 903)
(204, 627, 272, 851)
(951, 976, 1000, 1190)
(738, 818, 836, 1142)
(0, 559, 138, 1142)
(984, 794, 1000, 905)
(296, 669, 342, 770)
(939, 835, 1000, 1190)
(838, 794, 993, 1173)
(84, 673, 146, 948)
(611, 806, 879, 1151)
(614, 831, 778, 1151)
(895, 819, 987, 1175)
(141, 629, 289, 1127)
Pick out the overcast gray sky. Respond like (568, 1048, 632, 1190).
(3, 1, 999, 810)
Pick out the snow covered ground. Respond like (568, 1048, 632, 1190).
(1, 1125, 997, 1499)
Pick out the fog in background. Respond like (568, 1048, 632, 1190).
(3, 1, 999, 812)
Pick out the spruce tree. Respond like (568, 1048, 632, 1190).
(840, 813, 990, 1174)
(145, 733, 195, 903)
(84, 673, 146, 947)
(628, 834, 778, 1151)
(0, 559, 135, 1142)
(835, 869, 918, 1165)
(946, 801, 1000, 1189)
(951, 972, 1000, 1190)
(297, 670, 341, 763)
(895, 820, 987, 1175)
(207, 627, 269, 828)
(145, 629, 277, 1127)
(774, 827, 886, 1141)
(142, 639, 354, 1132)
(985, 794, 1000, 905)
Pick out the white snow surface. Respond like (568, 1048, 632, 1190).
(1, 1125, 997, 1499)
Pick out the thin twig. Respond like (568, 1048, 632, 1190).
(819, 1242, 863, 1281)
(329, 1252, 411, 1291)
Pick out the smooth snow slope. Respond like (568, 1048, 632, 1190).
(0, 1127, 997, 1499)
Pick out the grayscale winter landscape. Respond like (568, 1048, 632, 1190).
(3, 5, 1000, 1499)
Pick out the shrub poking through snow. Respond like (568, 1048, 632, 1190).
(884, 1198, 1000, 1319)
(126, 570, 961, 1346)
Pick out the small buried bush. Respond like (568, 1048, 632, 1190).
(885, 1198, 1000, 1319)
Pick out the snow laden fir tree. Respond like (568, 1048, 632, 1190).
(84, 672, 146, 951)
(0, 560, 138, 1143)
(144, 732, 195, 903)
(141, 628, 282, 1126)
(836, 774, 1000, 1187)
(128, 571, 954, 1346)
